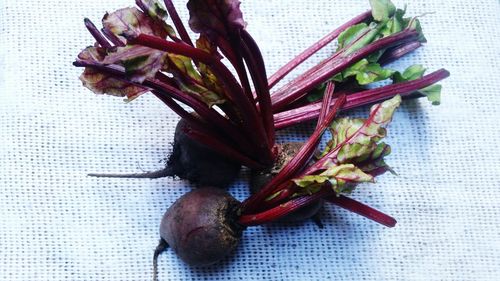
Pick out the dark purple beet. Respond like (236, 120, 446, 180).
(167, 118, 242, 188)
(250, 142, 324, 224)
(159, 187, 244, 266)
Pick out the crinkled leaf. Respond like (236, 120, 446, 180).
(174, 78, 226, 107)
(78, 47, 149, 100)
(324, 95, 401, 163)
(418, 84, 441, 105)
(356, 143, 395, 176)
(393, 64, 426, 83)
(195, 35, 226, 98)
(187, 0, 246, 37)
(102, 45, 168, 83)
(166, 52, 226, 106)
(292, 175, 328, 195)
(102, 7, 169, 43)
(168, 54, 203, 82)
(79, 67, 148, 101)
(136, 0, 178, 38)
(370, 0, 396, 22)
(342, 59, 395, 85)
(293, 164, 374, 195)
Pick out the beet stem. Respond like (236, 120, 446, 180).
(73, 61, 258, 157)
(267, 10, 372, 89)
(240, 30, 275, 148)
(241, 91, 345, 214)
(270, 30, 419, 112)
(101, 27, 126, 47)
(238, 187, 333, 226)
(153, 238, 169, 281)
(128, 33, 274, 164)
(163, 0, 194, 47)
(83, 18, 113, 49)
(273, 68, 450, 130)
(326, 195, 397, 227)
(378, 41, 422, 65)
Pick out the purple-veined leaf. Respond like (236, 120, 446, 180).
(136, 0, 178, 38)
(187, 0, 246, 37)
(293, 164, 374, 195)
(102, 7, 169, 43)
(77, 46, 149, 100)
(102, 45, 168, 83)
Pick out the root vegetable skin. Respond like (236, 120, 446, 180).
(160, 188, 243, 266)
(168, 118, 241, 187)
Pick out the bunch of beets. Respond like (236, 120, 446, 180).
(74, 0, 449, 274)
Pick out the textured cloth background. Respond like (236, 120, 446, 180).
(1, 0, 499, 280)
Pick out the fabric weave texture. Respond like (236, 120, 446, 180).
(1, 0, 499, 280)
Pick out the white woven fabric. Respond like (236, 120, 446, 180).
(1, 0, 499, 280)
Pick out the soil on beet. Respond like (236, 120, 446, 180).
(159, 187, 244, 266)
(250, 142, 324, 224)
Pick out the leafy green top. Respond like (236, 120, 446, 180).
(293, 95, 401, 195)
(308, 0, 440, 104)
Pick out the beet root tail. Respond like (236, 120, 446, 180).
(87, 166, 175, 179)
(153, 238, 169, 281)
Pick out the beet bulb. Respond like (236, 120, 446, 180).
(158, 187, 244, 267)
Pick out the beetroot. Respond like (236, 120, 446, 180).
(166, 118, 241, 187)
(158, 187, 243, 266)
(76, 0, 448, 190)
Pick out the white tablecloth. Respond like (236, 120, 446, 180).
(1, 0, 499, 280)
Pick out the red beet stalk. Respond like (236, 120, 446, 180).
(273, 68, 450, 130)
(267, 10, 372, 89)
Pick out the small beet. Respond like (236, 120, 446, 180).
(159, 187, 244, 266)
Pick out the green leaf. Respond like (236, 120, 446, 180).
(379, 8, 406, 37)
(296, 97, 401, 196)
(337, 23, 369, 50)
(174, 78, 226, 107)
(370, 0, 396, 22)
(342, 59, 395, 85)
(356, 143, 395, 176)
(168, 54, 203, 82)
(325, 95, 401, 163)
(342, 22, 382, 55)
(306, 83, 326, 103)
(355, 62, 395, 85)
(293, 164, 374, 195)
(418, 84, 442, 105)
(393, 64, 426, 83)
